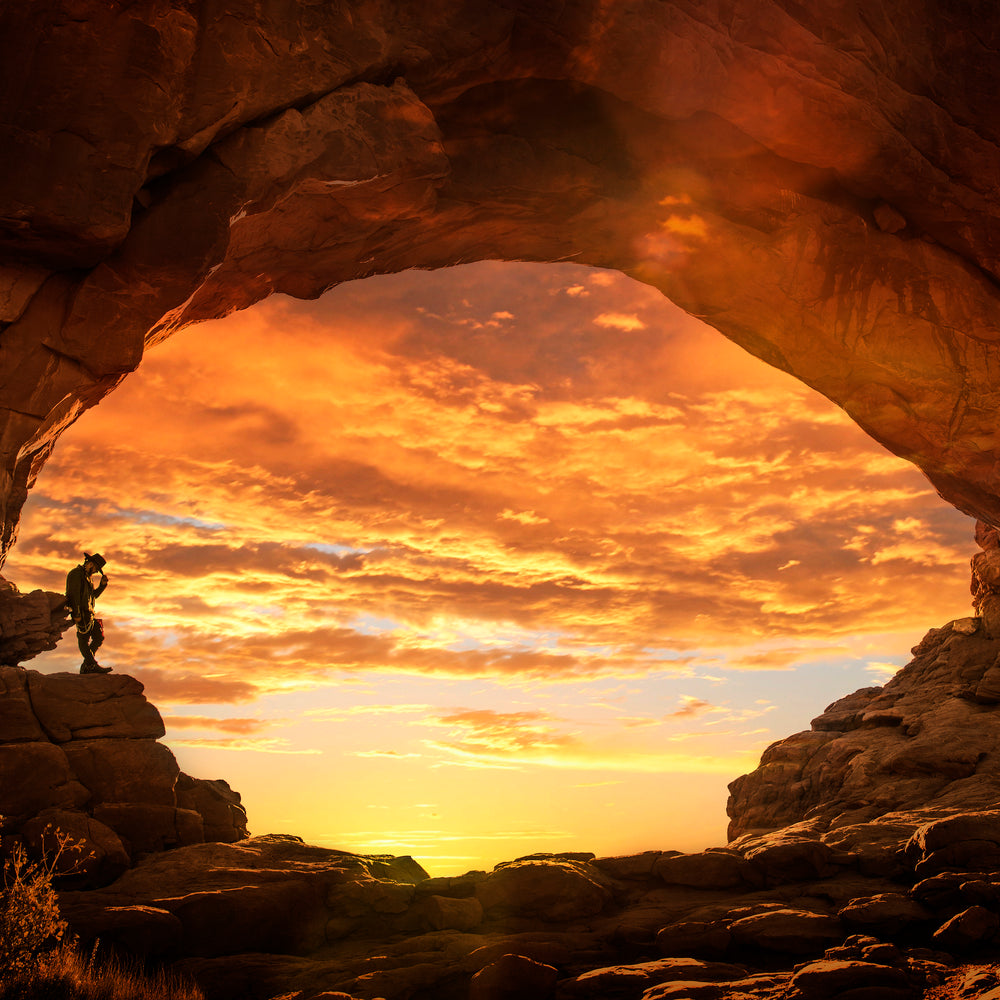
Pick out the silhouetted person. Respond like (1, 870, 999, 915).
(66, 552, 110, 674)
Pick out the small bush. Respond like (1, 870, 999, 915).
(0, 841, 69, 979)
(0, 824, 202, 1000)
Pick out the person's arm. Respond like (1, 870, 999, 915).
(93, 574, 108, 601)
(65, 568, 83, 620)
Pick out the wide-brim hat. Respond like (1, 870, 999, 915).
(84, 552, 106, 571)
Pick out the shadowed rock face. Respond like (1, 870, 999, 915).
(0, 668, 248, 884)
(2, 1, 1000, 559)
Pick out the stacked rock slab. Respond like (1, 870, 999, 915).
(0, 667, 248, 884)
(727, 616, 1000, 848)
(0, 577, 73, 665)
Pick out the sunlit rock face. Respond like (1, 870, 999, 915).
(3, 1, 1000, 557)
(726, 618, 1000, 844)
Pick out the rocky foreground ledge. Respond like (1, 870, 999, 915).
(9, 625, 1000, 998)
(0, 666, 247, 883)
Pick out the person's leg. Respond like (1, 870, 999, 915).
(77, 626, 96, 668)
(85, 621, 110, 673)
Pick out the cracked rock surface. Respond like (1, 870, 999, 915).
(3, 2, 1000, 559)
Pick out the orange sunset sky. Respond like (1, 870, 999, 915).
(13, 261, 975, 875)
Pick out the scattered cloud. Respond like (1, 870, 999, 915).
(593, 312, 646, 332)
(666, 696, 717, 719)
(866, 661, 902, 679)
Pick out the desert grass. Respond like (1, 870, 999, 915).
(0, 943, 204, 1000)
(1, 826, 203, 1000)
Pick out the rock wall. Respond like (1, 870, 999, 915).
(0, 576, 71, 664)
(727, 617, 1000, 847)
(3, 2, 1000, 559)
(0, 667, 248, 884)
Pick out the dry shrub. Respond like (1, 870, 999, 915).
(0, 823, 202, 1000)
(0, 840, 70, 979)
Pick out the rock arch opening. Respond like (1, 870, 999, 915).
(14, 260, 974, 873)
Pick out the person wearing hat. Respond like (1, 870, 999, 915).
(66, 552, 111, 674)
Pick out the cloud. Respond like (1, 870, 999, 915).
(666, 696, 717, 719)
(14, 261, 974, 711)
(163, 715, 271, 734)
(167, 736, 322, 754)
(593, 312, 646, 331)
(866, 661, 902, 679)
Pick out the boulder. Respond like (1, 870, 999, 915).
(740, 837, 836, 884)
(464, 936, 583, 974)
(419, 894, 483, 932)
(175, 774, 248, 842)
(0, 667, 46, 741)
(21, 807, 130, 882)
(907, 810, 1000, 854)
(58, 901, 183, 958)
(0, 741, 88, 825)
(560, 957, 747, 998)
(476, 861, 612, 922)
(727, 909, 844, 955)
(639, 977, 793, 1000)
(593, 852, 671, 880)
(653, 851, 757, 889)
(789, 960, 912, 999)
(0, 585, 70, 666)
(469, 953, 558, 1000)
(92, 803, 204, 854)
(166, 880, 328, 957)
(413, 871, 485, 899)
(837, 895, 934, 936)
(655, 920, 731, 959)
(326, 877, 415, 917)
(932, 906, 1000, 952)
(63, 738, 179, 807)
(26, 671, 165, 742)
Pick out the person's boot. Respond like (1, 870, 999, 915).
(80, 662, 111, 674)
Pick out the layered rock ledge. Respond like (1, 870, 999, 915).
(728, 617, 1000, 853)
(0, 667, 247, 884)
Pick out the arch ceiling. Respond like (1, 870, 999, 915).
(2, 0, 999, 562)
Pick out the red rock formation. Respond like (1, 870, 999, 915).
(726, 619, 1000, 844)
(0, 668, 248, 883)
(3, 2, 1000, 558)
(0, 576, 72, 664)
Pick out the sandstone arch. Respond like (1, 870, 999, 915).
(2, 0, 1000, 563)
